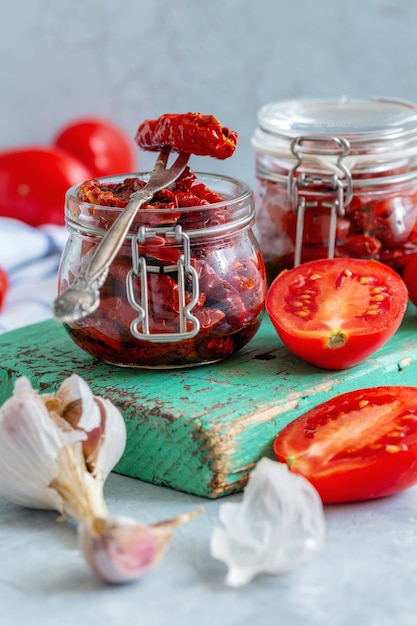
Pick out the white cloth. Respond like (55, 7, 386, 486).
(0, 218, 68, 333)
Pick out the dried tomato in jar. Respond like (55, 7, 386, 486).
(252, 96, 417, 283)
(58, 170, 266, 368)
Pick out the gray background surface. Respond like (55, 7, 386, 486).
(2, 0, 416, 187)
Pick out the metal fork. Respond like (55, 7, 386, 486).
(53, 147, 190, 323)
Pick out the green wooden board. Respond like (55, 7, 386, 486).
(0, 307, 416, 498)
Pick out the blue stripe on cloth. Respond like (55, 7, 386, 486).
(0, 218, 68, 333)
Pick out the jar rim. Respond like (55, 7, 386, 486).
(65, 171, 253, 213)
(256, 96, 417, 141)
(65, 171, 255, 239)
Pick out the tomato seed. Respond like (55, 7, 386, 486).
(385, 444, 407, 453)
(401, 414, 417, 421)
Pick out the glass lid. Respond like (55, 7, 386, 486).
(257, 96, 417, 140)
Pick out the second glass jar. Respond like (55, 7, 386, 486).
(252, 96, 417, 282)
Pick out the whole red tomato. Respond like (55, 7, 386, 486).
(402, 254, 417, 308)
(0, 267, 8, 309)
(54, 117, 136, 177)
(266, 257, 408, 369)
(274, 386, 417, 503)
(0, 147, 93, 226)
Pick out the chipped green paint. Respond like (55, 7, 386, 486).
(0, 306, 416, 498)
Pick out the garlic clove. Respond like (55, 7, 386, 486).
(55, 374, 126, 480)
(56, 374, 101, 432)
(80, 508, 202, 584)
(0, 377, 85, 511)
(90, 396, 127, 480)
(210, 457, 325, 587)
(0, 375, 126, 522)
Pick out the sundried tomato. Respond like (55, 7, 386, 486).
(338, 234, 382, 258)
(174, 192, 209, 207)
(135, 113, 238, 160)
(62, 114, 266, 367)
(256, 168, 417, 280)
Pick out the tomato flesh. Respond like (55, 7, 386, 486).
(266, 258, 408, 369)
(274, 386, 417, 503)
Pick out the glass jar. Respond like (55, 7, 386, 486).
(58, 173, 267, 368)
(252, 96, 417, 282)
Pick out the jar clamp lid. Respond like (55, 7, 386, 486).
(252, 96, 417, 265)
(61, 172, 263, 366)
(126, 224, 200, 342)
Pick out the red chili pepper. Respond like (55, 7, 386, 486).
(135, 112, 238, 160)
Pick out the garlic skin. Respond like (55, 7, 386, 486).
(0, 375, 202, 585)
(90, 396, 127, 480)
(210, 457, 325, 587)
(0, 375, 126, 521)
(0, 376, 84, 512)
(55, 375, 126, 480)
(80, 509, 203, 584)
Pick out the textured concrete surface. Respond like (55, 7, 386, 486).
(2, 472, 417, 626)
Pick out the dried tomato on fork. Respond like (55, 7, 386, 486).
(135, 112, 238, 160)
(62, 113, 266, 367)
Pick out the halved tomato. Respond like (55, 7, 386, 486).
(266, 258, 408, 369)
(274, 386, 417, 503)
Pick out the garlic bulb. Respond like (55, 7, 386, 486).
(80, 509, 202, 584)
(210, 457, 325, 587)
(0, 375, 126, 522)
(0, 374, 202, 585)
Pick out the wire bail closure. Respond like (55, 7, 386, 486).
(288, 136, 353, 266)
(126, 224, 200, 342)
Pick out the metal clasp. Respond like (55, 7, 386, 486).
(126, 225, 200, 342)
(288, 136, 353, 266)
